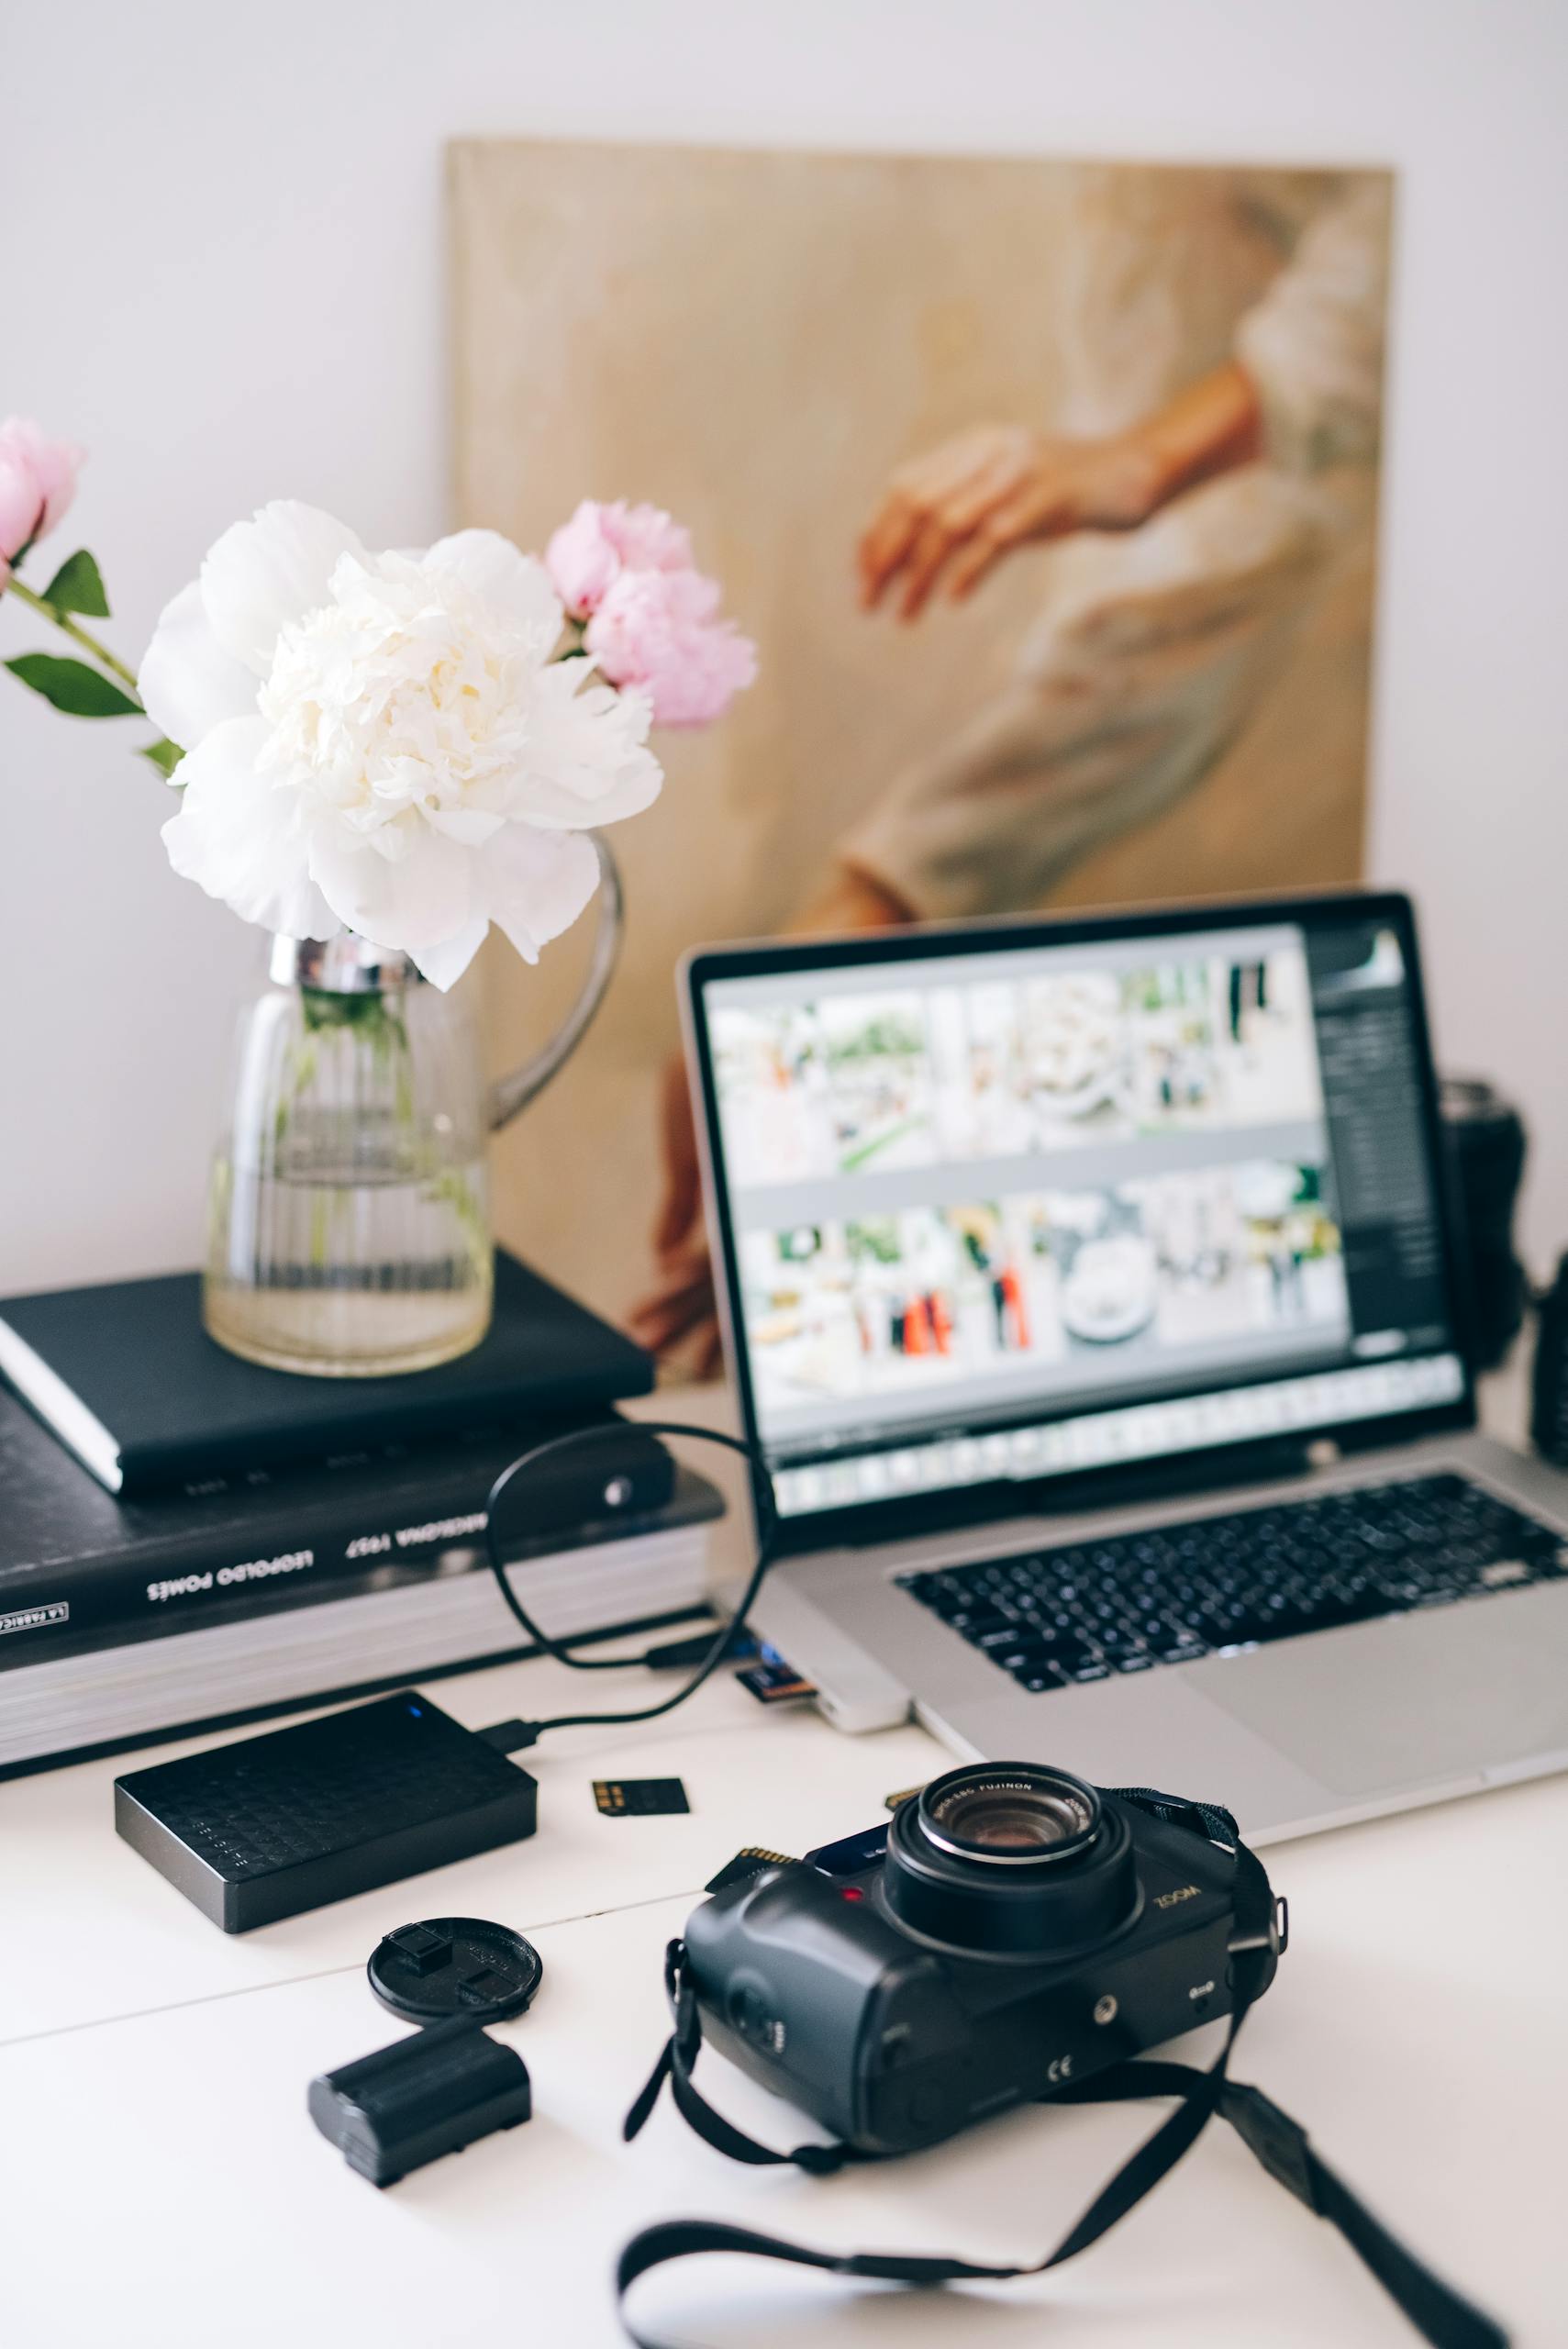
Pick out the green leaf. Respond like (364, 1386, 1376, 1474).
(39, 548, 110, 618)
(5, 653, 140, 718)
(138, 736, 185, 779)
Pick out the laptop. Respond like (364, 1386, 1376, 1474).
(683, 889, 1568, 1844)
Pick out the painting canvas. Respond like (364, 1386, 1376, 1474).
(450, 139, 1391, 1339)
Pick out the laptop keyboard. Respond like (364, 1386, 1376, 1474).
(895, 1473, 1568, 1695)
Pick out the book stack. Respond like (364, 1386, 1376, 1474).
(0, 1252, 722, 1777)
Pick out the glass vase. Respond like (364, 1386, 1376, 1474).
(202, 839, 623, 1377)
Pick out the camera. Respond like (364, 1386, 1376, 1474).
(684, 1761, 1284, 2157)
(627, 1776, 1497, 2346)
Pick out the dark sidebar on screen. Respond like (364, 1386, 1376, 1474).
(1307, 919, 1452, 1354)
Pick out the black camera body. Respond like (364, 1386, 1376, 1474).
(686, 1765, 1281, 2157)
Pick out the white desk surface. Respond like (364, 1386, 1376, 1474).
(3, 1383, 1564, 2348)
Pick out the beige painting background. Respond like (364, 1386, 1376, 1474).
(449, 140, 1388, 1329)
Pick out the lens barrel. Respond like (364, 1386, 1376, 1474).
(883, 1764, 1137, 1957)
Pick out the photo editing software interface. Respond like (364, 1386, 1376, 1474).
(702, 915, 1465, 1520)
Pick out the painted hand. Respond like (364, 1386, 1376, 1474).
(628, 1052, 723, 1375)
(856, 423, 1162, 620)
(628, 864, 912, 1374)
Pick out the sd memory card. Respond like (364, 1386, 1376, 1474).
(735, 1657, 817, 1705)
(593, 1777, 690, 1818)
(705, 1845, 795, 1894)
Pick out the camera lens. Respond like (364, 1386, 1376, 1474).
(921, 1771, 1099, 1864)
(884, 1763, 1136, 1958)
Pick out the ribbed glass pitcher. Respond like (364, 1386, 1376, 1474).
(202, 839, 621, 1376)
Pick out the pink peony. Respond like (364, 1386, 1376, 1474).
(585, 565, 759, 728)
(0, 417, 85, 575)
(546, 497, 694, 618)
(600, 500, 694, 576)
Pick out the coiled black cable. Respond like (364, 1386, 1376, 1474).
(481, 1420, 780, 1746)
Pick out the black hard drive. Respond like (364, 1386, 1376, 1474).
(114, 1691, 538, 1931)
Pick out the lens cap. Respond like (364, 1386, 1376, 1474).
(368, 1916, 543, 2023)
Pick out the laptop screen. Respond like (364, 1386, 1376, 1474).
(686, 895, 1470, 1533)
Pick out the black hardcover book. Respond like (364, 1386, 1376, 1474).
(0, 1249, 652, 1493)
(0, 1383, 675, 1663)
(1, 1460, 721, 1779)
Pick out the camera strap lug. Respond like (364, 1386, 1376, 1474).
(1229, 1893, 1289, 1958)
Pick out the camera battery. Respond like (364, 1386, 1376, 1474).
(308, 2017, 531, 2187)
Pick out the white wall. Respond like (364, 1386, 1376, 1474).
(4, 0, 1565, 1293)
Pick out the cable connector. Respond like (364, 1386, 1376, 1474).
(478, 1719, 542, 1753)
(642, 1627, 759, 1672)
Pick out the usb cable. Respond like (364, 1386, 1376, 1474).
(479, 1421, 780, 1749)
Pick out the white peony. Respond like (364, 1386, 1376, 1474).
(142, 501, 663, 986)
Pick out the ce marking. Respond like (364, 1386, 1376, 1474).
(1047, 2054, 1074, 2085)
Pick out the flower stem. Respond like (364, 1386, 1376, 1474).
(5, 577, 144, 704)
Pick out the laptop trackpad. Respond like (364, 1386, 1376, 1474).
(1196, 1587, 1568, 1795)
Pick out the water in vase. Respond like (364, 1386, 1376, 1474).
(204, 977, 494, 1377)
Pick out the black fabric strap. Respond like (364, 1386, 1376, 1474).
(617, 1792, 1507, 2349)
(624, 1937, 859, 2177)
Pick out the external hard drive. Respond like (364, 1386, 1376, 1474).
(114, 1691, 538, 1932)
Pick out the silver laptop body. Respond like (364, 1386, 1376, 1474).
(683, 890, 1568, 1845)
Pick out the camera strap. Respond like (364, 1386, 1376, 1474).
(618, 1790, 1507, 2349)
